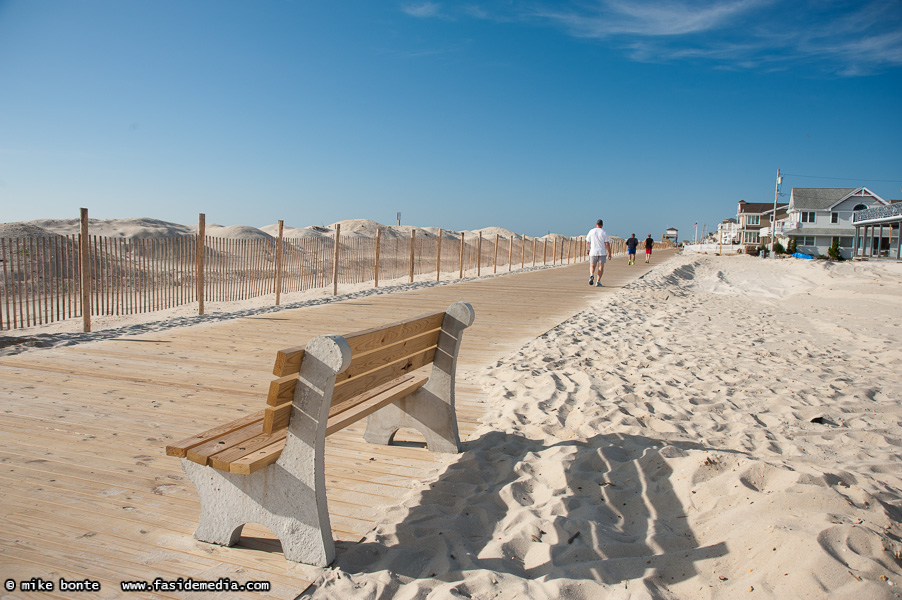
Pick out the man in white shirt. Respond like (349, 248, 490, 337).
(586, 219, 612, 287)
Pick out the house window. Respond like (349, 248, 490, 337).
(746, 215, 760, 226)
(831, 212, 839, 223)
(801, 212, 816, 223)
(744, 232, 759, 244)
(800, 236, 815, 246)
(853, 203, 867, 211)
(833, 237, 852, 248)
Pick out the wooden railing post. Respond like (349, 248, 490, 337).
(493, 234, 499, 274)
(408, 229, 416, 283)
(275, 220, 284, 305)
(374, 228, 381, 287)
(435, 229, 442, 282)
(477, 231, 482, 276)
(521, 233, 526, 269)
(458, 231, 465, 279)
(79, 208, 91, 332)
(332, 224, 341, 296)
(197, 213, 205, 315)
(507, 235, 513, 272)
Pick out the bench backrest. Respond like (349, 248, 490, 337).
(263, 310, 447, 433)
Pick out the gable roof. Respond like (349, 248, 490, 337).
(790, 187, 887, 210)
(738, 201, 787, 214)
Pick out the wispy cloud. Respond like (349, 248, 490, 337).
(417, 1, 902, 76)
(401, 2, 443, 18)
(536, 0, 769, 37)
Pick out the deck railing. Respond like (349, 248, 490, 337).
(853, 203, 902, 223)
(0, 227, 610, 331)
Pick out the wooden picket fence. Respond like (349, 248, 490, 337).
(0, 220, 624, 332)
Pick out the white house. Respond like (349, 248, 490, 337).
(774, 187, 890, 259)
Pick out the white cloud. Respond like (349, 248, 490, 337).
(402, 2, 442, 18)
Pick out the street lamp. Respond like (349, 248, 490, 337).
(770, 169, 782, 258)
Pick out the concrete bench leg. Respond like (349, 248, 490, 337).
(182, 334, 351, 567)
(364, 301, 474, 453)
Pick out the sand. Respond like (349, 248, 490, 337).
(3, 216, 900, 598)
(301, 254, 902, 599)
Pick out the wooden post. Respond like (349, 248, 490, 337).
(274, 220, 284, 305)
(543, 238, 547, 265)
(332, 224, 341, 295)
(374, 228, 381, 287)
(458, 231, 465, 279)
(477, 231, 482, 276)
(507, 236, 514, 273)
(196, 213, 206, 315)
(435, 229, 442, 282)
(408, 229, 416, 283)
(78, 208, 91, 332)
(493, 234, 499, 274)
(552, 239, 557, 265)
(521, 233, 526, 269)
(532, 237, 537, 266)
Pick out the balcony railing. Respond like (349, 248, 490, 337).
(854, 203, 902, 223)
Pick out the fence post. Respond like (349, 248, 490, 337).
(477, 231, 482, 276)
(521, 233, 526, 269)
(79, 208, 92, 332)
(533, 237, 537, 267)
(458, 231, 464, 279)
(408, 229, 416, 283)
(493, 234, 499, 274)
(435, 229, 442, 282)
(197, 213, 205, 315)
(374, 228, 381, 287)
(275, 220, 284, 305)
(332, 224, 341, 295)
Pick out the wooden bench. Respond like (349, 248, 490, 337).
(165, 301, 475, 566)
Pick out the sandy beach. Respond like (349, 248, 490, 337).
(2, 217, 900, 599)
(300, 253, 902, 599)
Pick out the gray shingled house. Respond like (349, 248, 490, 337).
(775, 187, 890, 259)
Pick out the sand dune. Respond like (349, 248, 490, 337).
(304, 254, 902, 599)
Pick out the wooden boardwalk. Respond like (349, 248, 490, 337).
(0, 252, 671, 599)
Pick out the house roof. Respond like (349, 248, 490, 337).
(790, 187, 888, 210)
(784, 227, 855, 236)
(738, 201, 787, 213)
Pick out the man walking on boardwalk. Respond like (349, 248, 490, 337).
(645, 234, 654, 263)
(626, 234, 639, 265)
(586, 219, 612, 287)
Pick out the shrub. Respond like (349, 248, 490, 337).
(773, 241, 785, 255)
(786, 237, 797, 254)
(827, 238, 844, 261)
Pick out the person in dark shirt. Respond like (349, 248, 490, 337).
(645, 234, 654, 263)
(626, 234, 639, 265)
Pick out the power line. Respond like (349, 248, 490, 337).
(782, 172, 902, 183)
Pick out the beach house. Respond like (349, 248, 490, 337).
(736, 200, 787, 246)
(774, 187, 890, 259)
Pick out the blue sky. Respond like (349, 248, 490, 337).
(1, 1, 900, 240)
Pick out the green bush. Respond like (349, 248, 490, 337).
(786, 237, 797, 254)
(827, 239, 844, 261)
(773, 241, 785, 254)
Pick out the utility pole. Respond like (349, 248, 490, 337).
(770, 169, 782, 258)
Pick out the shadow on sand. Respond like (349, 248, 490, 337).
(327, 430, 728, 592)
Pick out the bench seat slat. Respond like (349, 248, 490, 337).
(165, 412, 264, 458)
(263, 373, 420, 436)
(209, 429, 288, 471)
(344, 311, 444, 355)
(326, 372, 429, 436)
(331, 347, 435, 409)
(267, 341, 438, 407)
(270, 311, 444, 378)
(186, 419, 266, 465)
(229, 438, 286, 475)
(338, 329, 440, 382)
